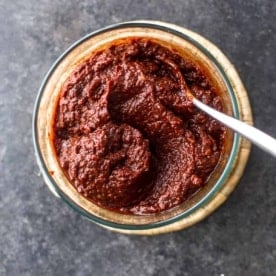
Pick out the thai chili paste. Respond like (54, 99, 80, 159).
(53, 38, 226, 214)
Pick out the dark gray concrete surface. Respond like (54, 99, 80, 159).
(1, 1, 275, 275)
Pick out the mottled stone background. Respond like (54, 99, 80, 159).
(0, 1, 275, 275)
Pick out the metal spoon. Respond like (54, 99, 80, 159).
(156, 54, 276, 157)
(192, 97, 276, 158)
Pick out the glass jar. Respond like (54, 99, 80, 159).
(33, 21, 252, 234)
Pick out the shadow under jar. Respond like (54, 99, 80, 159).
(33, 21, 252, 235)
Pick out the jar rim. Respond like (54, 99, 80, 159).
(33, 20, 243, 231)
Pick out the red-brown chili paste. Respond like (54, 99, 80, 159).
(53, 38, 226, 214)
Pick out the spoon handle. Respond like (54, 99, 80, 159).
(193, 98, 276, 158)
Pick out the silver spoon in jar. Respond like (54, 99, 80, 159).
(191, 96, 276, 158)
(158, 55, 276, 157)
